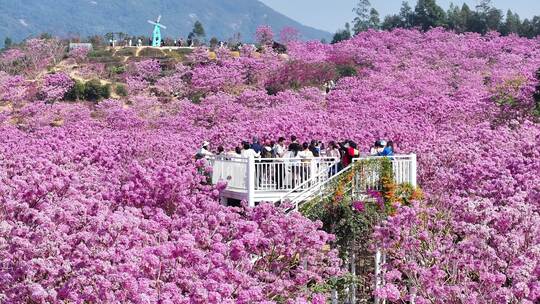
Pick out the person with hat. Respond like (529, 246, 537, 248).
(371, 140, 386, 156)
(196, 141, 213, 159)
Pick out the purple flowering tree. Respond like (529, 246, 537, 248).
(40, 72, 74, 102)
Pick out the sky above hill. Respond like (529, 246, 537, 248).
(260, 0, 540, 32)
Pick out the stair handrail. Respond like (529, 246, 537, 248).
(279, 160, 339, 205)
(282, 163, 355, 212)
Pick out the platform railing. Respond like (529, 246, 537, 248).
(254, 157, 339, 191)
(352, 154, 417, 193)
(209, 155, 250, 190)
(280, 161, 351, 211)
(210, 154, 417, 209)
(281, 154, 418, 211)
(210, 156, 339, 206)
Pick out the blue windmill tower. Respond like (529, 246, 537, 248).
(148, 15, 167, 47)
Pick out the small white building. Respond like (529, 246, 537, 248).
(69, 43, 93, 51)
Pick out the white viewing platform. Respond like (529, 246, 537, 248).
(209, 154, 417, 208)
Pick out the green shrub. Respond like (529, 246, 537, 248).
(172, 48, 193, 58)
(109, 65, 126, 75)
(88, 49, 113, 58)
(336, 64, 358, 78)
(65, 80, 86, 101)
(189, 91, 206, 104)
(88, 56, 123, 64)
(115, 84, 128, 97)
(100, 84, 111, 99)
(84, 79, 103, 101)
(115, 48, 137, 57)
(139, 48, 166, 58)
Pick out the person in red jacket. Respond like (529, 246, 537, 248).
(342, 141, 359, 167)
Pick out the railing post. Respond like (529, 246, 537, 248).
(351, 250, 357, 303)
(410, 154, 417, 188)
(331, 289, 338, 304)
(247, 156, 256, 207)
(375, 248, 381, 304)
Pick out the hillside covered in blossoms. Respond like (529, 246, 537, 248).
(0, 28, 539, 303)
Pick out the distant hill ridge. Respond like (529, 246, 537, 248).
(0, 0, 331, 46)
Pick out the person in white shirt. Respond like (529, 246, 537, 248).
(283, 143, 301, 188)
(297, 142, 314, 184)
(273, 137, 287, 158)
(241, 142, 260, 158)
(298, 142, 314, 160)
(197, 141, 213, 159)
(326, 141, 341, 159)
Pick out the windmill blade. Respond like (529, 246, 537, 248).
(148, 20, 158, 26)
(159, 25, 167, 29)
(157, 15, 162, 23)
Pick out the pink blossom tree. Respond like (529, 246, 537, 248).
(279, 27, 300, 45)
(68, 47, 89, 64)
(256, 25, 275, 46)
(40, 72, 74, 102)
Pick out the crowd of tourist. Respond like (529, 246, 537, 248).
(196, 135, 395, 167)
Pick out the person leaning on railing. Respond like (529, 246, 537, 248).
(272, 137, 287, 189)
(370, 140, 395, 156)
(260, 141, 275, 189)
(326, 141, 341, 175)
(298, 142, 314, 186)
(284, 143, 301, 189)
(341, 141, 360, 168)
(241, 142, 260, 158)
(195, 141, 214, 160)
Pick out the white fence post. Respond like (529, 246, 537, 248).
(247, 156, 256, 207)
(351, 251, 357, 303)
(375, 249, 382, 304)
(331, 289, 338, 304)
(410, 154, 417, 188)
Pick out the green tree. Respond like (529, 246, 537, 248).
(104, 32, 114, 42)
(399, 1, 414, 28)
(352, 0, 372, 34)
(381, 2, 413, 30)
(39, 33, 53, 39)
(3, 37, 12, 49)
(475, 0, 491, 15)
(485, 8, 503, 32)
(465, 0, 502, 34)
(501, 10, 521, 35)
(332, 23, 352, 44)
(519, 19, 536, 38)
(209, 37, 219, 49)
(188, 21, 206, 46)
(459, 4, 475, 32)
(532, 16, 540, 37)
(447, 3, 464, 32)
(369, 8, 381, 29)
(192, 21, 206, 39)
(413, 0, 447, 30)
(381, 15, 403, 30)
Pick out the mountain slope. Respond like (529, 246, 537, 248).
(0, 0, 331, 46)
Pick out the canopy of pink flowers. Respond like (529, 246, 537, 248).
(1, 29, 539, 303)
